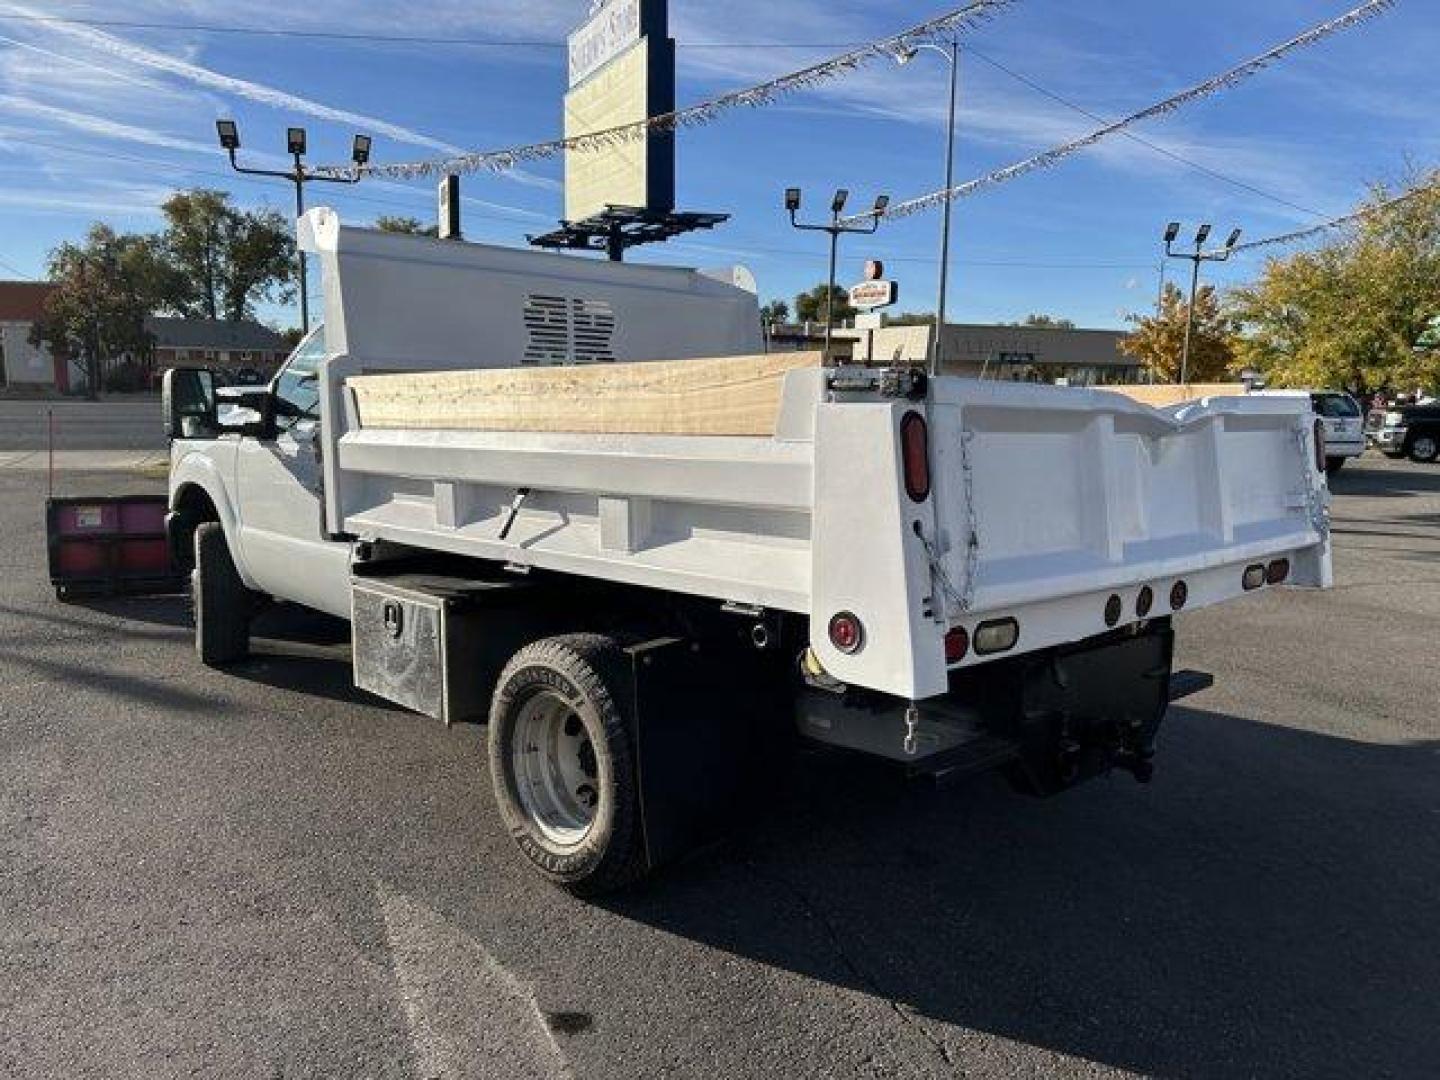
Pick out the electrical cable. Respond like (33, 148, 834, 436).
(963, 46, 1325, 219)
(849, 0, 1395, 224)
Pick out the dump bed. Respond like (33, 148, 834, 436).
(303, 211, 1331, 702)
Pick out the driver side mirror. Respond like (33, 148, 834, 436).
(163, 367, 216, 439)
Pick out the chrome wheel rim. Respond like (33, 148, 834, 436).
(511, 691, 600, 849)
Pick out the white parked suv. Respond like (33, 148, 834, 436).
(1256, 390, 1365, 475)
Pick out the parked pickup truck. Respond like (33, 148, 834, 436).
(1372, 402, 1440, 463)
(161, 210, 1333, 893)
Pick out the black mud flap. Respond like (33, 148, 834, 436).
(977, 625, 1176, 797)
(624, 638, 782, 872)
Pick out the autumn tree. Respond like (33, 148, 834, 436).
(157, 190, 296, 322)
(1229, 173, 1440, 394)
(794, 283, 856, 326)
(1122, 282, 1236, 383)
(30, 226, 167, 399)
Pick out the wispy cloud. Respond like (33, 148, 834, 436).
(0, 1, 466, 153)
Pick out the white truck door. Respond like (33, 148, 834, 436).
(233, 328, 353, 617)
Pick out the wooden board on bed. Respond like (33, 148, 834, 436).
(347, 352, 822, 437)
(1105, 383, 1247, 408)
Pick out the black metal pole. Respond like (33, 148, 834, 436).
(824, 219, 840, 363)
(293, 161, 309, 335)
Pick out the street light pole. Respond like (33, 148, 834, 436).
(896, 40, 959, 376)
(786, 188, 889, 365)
(1163, 222, 1243, 385)
(216, 122, 372, 335)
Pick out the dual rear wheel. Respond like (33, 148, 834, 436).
(487, 635, 645, 895)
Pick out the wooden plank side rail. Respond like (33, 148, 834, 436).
(1104, 383, 1248, 409)
(348, 352, 822, 437)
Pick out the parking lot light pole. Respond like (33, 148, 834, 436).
(1164, 222, 1242, 385)
(895, 39, 959, 375)
(216, 121, 372, 335)
(786, 187, 888, 364)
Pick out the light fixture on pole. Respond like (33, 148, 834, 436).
(1163, 221, 1242, 385)
(895, 38, 959, 376)
(216, 120, 372, 335)
(786, 187, 888, 365)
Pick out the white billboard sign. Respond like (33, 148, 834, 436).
(569, 0, 642, 87)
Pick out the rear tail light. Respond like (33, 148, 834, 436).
(1314, 418, 1327, 472)
(944, 627, 969, 663)
(973, 618, 1019, 656)
(900, 411, 931, 503)
(1170, 581, 1189, 611)
(828, 611, 865, 654)
(1266, 558, 1290, 585)
(1243, 565, 1266, 591)
(1136, 586, 1154, 618)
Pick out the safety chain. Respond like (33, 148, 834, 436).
(914, 425, 980, 617)
(1294, 421, 1332, 539)
(957, 427, 981, 612)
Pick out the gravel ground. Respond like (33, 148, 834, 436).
(1, 456, 1436, 1079)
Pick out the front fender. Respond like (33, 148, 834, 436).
(168, 446, 259, 590)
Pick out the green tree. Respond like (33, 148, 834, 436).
(759, 299, 790, 325)
(30, 225, 165, 399)
(1009, 313, 1076, 329)
(794, 283, 856, 326)
(1122, 282, 1237, 383)
(375, 215, 439, 238)
(1229, 173, 1440, 394)
(882, 311, 938, 327)
(158, 190, 296, 322)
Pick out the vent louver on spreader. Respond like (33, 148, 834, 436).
(523, 294, 616, 365)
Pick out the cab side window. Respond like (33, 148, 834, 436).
(272, 328, 326, 432)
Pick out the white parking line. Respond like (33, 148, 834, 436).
(376, 882, 573, 1080)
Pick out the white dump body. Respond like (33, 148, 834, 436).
(304, 212, 1331, 702)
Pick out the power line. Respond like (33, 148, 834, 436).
(319, 1, 1018, 178)
(858, 0, 1396, 224)
(0, 254, 33, 278)
(0, 13, 869, 49)
(964, 47, 1325, 219)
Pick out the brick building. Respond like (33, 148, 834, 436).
(147, 317, 291, 377)
(0, 281, 71, 392)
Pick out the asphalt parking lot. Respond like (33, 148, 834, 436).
(2, 446, 1437, 1079)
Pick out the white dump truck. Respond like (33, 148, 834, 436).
(162, 210, 1333, 892)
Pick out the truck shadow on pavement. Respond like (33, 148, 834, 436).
(607, 709, 1440, 1078)
(1330, 461, 1440, 497)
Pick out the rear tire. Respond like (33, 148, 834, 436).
(488, 634, 645, 895)
(1325, 456, 1345, 476)
(1409, 435, 1439, 464)
(192, 522, 251, 667)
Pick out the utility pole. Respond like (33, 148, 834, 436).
(216, 121, 372, 335)
(1163, 222, 1242, 384)
(785, 188, 888, 364)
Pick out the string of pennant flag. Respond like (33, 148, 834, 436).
(312, 0, 1018, 181)
(843, 0, 1397, 225)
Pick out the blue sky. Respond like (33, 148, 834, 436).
(0, 0, 1435, 331)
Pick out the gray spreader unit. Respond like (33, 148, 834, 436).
(351, 574, 527, 725)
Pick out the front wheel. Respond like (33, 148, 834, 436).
(1409, 435, 1439, 464)
(192, 522, 252, 667)
(488, 635, 645, 895)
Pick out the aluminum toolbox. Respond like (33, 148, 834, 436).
(350, 572, 534, 725)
